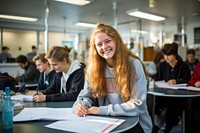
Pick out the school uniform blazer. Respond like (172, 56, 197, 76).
(42, 61, 85, 102)
(36, 70, 56, 91)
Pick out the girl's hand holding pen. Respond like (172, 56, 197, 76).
(32, 93, 46, 102)
(75, 102, 100, 116)
(75, 102, 88, 117)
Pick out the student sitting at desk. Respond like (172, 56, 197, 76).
(188, 61, 200, 87)
(15, 55, 40, 83)
(152, 42, 191, 133)
(27, 45, 37, 61)
(188, 61, 200, 132)
(32, 45, 85, 102)
(33, 53, 56, 91)
(73, 23, 152, 133)
(0, 46, 12, 63)
(185, 49, 199, 74)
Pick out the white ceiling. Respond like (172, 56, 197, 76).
(0, 0, 200, 35)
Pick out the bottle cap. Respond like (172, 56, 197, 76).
(5, 87, 10, 96)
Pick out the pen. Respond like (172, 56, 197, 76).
(81, 101, 86, 117)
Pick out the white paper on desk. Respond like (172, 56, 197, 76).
(13, 107, 81, 122)
(155, 80, 187, 90)
(45, 116, 125, 133)
(148, 91, 165, 96)
(11, 94, 33, 102)
(178, 86, 200, 92)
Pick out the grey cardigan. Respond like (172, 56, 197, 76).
(73, 57, 152, 133)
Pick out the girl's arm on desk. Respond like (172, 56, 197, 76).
(32, 93, 46, 102)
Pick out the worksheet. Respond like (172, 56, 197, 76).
(11, 94, 33, 102)
(13, 108, 80, 122)
(155, 80, 187, 89)
(14, 107, 125, 133)
(155, 80, 200, 91)
(45, 116, 125, 133)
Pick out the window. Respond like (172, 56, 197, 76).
(194, 27, 200, 44)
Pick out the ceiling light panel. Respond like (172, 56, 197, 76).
(54, 0, 90, 6)
(0, 14, 38, 22)
(75, 22, 96, 28)
(127, 9, 166, 21)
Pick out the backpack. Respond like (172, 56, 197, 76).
(0, 72, 19, 92)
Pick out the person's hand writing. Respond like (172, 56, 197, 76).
(75, 103, 88, 117)
(32, 93, 46, 102)
(195, 81, 200, 88)
(167, 79, 176, 85)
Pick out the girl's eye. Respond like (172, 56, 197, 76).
(96, 43, 102, 47)
(105, 40, 111, 44)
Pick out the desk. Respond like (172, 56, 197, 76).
(148, 87, 200, 133)
(1, 101, 139, 133)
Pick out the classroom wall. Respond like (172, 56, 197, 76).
(3, 29, 37, 58)
(1, 29, 80, 59)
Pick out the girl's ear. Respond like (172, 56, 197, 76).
(62, 58, 67, 63)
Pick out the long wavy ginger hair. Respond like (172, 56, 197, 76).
(87, 23, 147, 102)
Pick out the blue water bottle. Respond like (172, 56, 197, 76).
(1, 87, 14, 129)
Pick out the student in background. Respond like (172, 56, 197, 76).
(147, 51, 165, 77)
(73, 23, 152, 133)
(33, 53, 56, 91)
(32, 45, 85, 102)
(0, 46, 12, 63)
(152, 42, 191, 133)
(27, 45, 37, 61)
(185, 49, 199, 73)
(188, 61, 200, 87)
(188, 62, 200, 132)
(15, 55, 40, 83)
